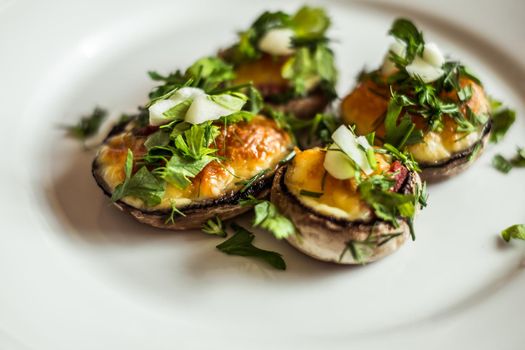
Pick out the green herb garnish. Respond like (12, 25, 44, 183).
(165, 201, 186, 224)
(500, 224, 525, 242)
(148, 56, 235, 99)
(239, 197, 296, 239)
(216, 223, 286, 270)
(63, 107, 107, 140)
(202, 217, 227, 237)
(111, 149, 165, 207)
(340, 231, 404, 264)
(490, 108, 516, 143)
(492, 147, 525, 173)
(358, 174, 416, 228)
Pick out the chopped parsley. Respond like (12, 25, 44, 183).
(492, 147, 525, 173)
(239, 197, 296, 239)
(165, 201, 186, 224)
(216, 223, 286, 270)
(202, 217, 227, 237)
(63, 107, 107, 140)
(111, 149, 165, 207)
(148, 56, 235, 99)
(223, 6, 337, 98)
(358, 175, 417, 229)
(490, 108, 516, 143)
(340, 231, 404, 264)
(500, 224, 525, 242)
(358, 18, 511, 150)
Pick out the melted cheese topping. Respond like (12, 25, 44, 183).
(234, 54, 289, 88)
(341, 77, 490, 164)
(284, 148, 391, 221)
(233, 54, 320, 94)
(96, 116, 292, 209)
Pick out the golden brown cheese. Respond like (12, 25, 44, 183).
(284, 148, 391, 221)
(341, 77, 490, 164)
(233, 54, 289, 89)
(96, 115, 292, 209)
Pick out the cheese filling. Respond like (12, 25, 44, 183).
(96, 116, 292, 210)
(284, 148, 392, 221)
(341, 78, 490, 164)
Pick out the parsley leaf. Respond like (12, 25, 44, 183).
(492, 154, 513, 174)
(384, 96, 423, 148)
(358, 175, 416, 227)
(161, 153, 215, 189)
(388, 18, 424, 62)
(202, 217, 227, 237)
(165, 201, 186, 224)
(340, 232, 403, 264)
(148, 56, 235, 99)
(500, 224, 525, 242)
(239, 197, 296, 239)
(291, 6, 330, 39)
(174, 123, 220, 160)
(112, 149, 165, 206)
(63, 107, 107, 140)
(492, 148, 525, 174)
(216, 223, 286, 270)
(490, 108, 516, 143)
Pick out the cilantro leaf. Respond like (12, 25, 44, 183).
(216, 223, 286, 270)
(112, 150, 165, 206)
(500, 224, 525, 242)
(490, 108, 516, 143)
(63, 107, 107, 140)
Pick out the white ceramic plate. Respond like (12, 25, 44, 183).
(1, 0, 524, 349)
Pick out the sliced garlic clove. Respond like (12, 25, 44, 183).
(323, 145, 356, 180)
(406, 56, 444, 83)
(258, 28, 295, 56)
(149, 99, 179, 126)
(331, 125, 373, 175)
(381, 41, 407, 76)
(184, 95, 234, 125)
(422, 42, 445, 68)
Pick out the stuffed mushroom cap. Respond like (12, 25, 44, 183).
(341, 18, 493, 182)
(341, 77, 492, 182)
(220, 6, 337, 119)
(271, 147, 422, 264)
(93, 114, 293, 230)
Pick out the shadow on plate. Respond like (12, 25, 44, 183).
(44, 145, 372, 280)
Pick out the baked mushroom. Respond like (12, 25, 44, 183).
(341, 19, 493, 182)
(92, 60, 293, 230)
(220, 6, 337, 119)
(271, 125, 425, 264)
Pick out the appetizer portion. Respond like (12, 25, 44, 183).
(92, 58, 293, 230)
(341, 19, 493, 181)
(220, 6, 337, 119)
(271, 125, 425, 264)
